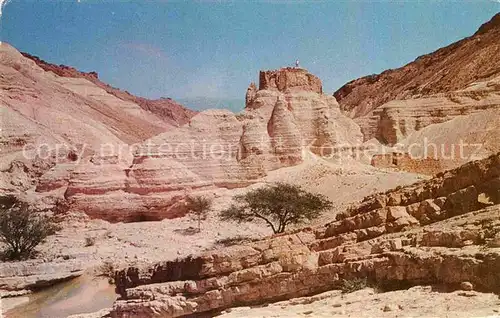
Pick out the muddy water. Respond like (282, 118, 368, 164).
(4, 275, 117, 318)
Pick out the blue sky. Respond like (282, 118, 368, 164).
(1, 1, 499, 108)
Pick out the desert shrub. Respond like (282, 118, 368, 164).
(53, 198, 71, 215)
(185, 195, 213, 232)
(0, 196, 58, 261)
(445, 93, 462, 104)
(84, 236, 96, 247)
(463, 90, 489, 101)
(220, 182, 332, 234)
(341, 277, 368, 294)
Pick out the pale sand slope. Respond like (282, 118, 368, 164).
(261, 154, 425, 225)
(219, 287, 500, 318)
(401, 109, 500, 160)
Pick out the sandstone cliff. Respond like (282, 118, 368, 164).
(334, 13, 500, 119)
(362, 76, 500, 175)
(111, 153, 500, 317)
(258, 68, 322, 94)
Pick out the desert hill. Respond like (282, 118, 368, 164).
(21, 52, 196, 127)
(0, 42, 192, 194)
(55, 67, 364, 221)
(334, 12, 500, 119)
(330, 13, 500, 176)
(1, 49, 365, 220)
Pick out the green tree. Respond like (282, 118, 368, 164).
(0, 196, 57, 261)
(220, 183, 332, 234)
(185, 195, 213, 232)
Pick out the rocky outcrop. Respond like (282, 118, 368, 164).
(0, 259, 84, 294)
(245, 82, 257, 107)
(110, 153, 500, 317)
(21, 52, 196, 127)
(333, 14, 500, 176)
(334, 13, 500, 119)
(59, 68, 362, 221)
(370, 99, 500, 175)
(366, 89, 500, 174)
(259, 68, 322, 94)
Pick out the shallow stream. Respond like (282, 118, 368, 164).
(4, 275, 117, 318)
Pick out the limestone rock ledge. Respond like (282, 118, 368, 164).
(110, 153, 500, 317)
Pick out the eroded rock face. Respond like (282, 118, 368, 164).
(333, 13, 500, 170)
(0, 42, 178, 197)
(367, 92, 500, 175)
(371, 152, 453, 176)
(111, 153, 500, 317)
(357, 74, 500, 176)
(245, 82, 257, 107)
(62, 68, 362, 221)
